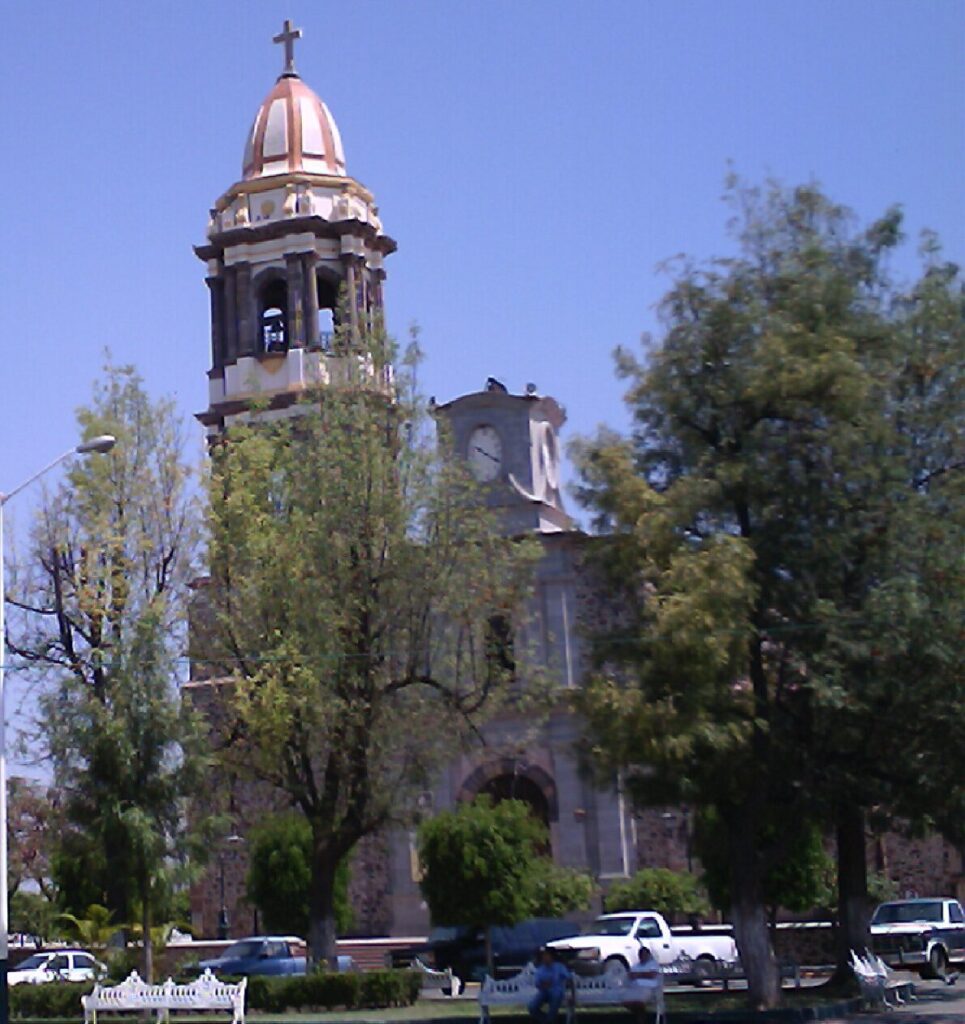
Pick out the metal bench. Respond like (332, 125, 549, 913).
(851, 950, 916, 1011)
(82, 969, 246, 1024)
(413, 957, 462, 996)
(479, 963, 665, 1024)
(661, 953, 800, 991)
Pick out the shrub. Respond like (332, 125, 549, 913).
(246, 969, 420, 1012)
(605, 867, 710, 920)
(11, 981, 94, 1019)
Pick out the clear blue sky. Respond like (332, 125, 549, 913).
(1, 1, 962, 769)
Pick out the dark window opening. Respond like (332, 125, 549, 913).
(485, 614, 515, 679)
(316, 274, 340, 350)
(259, 279, 288, 353)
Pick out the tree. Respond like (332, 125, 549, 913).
(418, 798, 557, 971)
(9, 363, 214, 979)
(604, 868, 709, 921)
(573, 179, 963, 1007)
(530, 863, 594, 918)
(201, 336, 540, 965)
(246, 813, 352, 936)
(7, 777, 55, 899)
(695, 811, 833, 925)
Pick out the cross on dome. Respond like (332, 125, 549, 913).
(273, 18, 303, 76)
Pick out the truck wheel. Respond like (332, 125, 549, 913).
(924, 946, 948, 980)
(693, 956, 716, 986)
(603, 957, 628, 982)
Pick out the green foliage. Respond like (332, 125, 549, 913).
(418, 798, 548, 928)
(11, 362, 216, 976)
(868, 872, 899, 905)
(530, 862, 595, 917)
(246, 970, 421, 1012)
(604, 868, 710, 920)
(695, 812, 833, 916)
(55, 903, 117, 950)
(10, 981, 93, 1019)
(202, 331, 540, 962)
(247, 813, 353, 935)
(573, 177, 964, 1006)
(10, 891, 56, 944)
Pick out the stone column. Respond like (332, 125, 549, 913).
(235, 262, 256, 355)
(285, 254, 305, 348)
(223, 267, 238, 363)
(206, 274, 225, 370)
(302, 252, 320, 349)
(343, 256, 360, 344)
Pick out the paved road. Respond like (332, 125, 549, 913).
(827, 978, 965, 1024)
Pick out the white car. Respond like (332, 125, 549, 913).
(548, 911, 738, 980)
(9, 949, 105, 986)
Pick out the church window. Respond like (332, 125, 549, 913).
(485, 614, 515, 678)
(316, 272, 340, 350)
(478, 773, 551, 836)
(259, 278, 289, 352)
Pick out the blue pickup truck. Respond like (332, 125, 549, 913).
(197, 936, 353, 976)
(870, 898, 965, 978)
(198, 937, 306, 976)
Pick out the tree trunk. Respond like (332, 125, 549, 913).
(835, 804, 870, 971)
(485, 926, 494, 979)
(729, 820, 780, 1010)
(309, 839, 339, 970)
(142, 891, 154, 983)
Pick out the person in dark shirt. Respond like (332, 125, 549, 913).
(528, 948, 571, 1024)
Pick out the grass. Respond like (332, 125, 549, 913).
(11, 985, 857, 1024)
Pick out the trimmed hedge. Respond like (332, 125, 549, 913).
(10, 980, 94, 1019)
(9, 969, 420, 1018)
(247, 969, 422, 1012)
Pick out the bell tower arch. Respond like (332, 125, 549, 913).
(195, 20, 396, 437)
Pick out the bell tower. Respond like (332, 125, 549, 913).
(195, 20, 396, 437)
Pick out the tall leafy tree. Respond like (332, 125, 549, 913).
(573, 180, 963, 1007)
(200, 337, 539, 965)
(9, 363, 211, 978)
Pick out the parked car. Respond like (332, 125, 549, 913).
(196, 936, 352, 977)
(9, 949, 105, 986)
(197, 937, 307, 977)
(391, 919, 581, 983)
(870, 897, 965, 978)
(548, 911, 738, 981)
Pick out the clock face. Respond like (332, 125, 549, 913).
(467, 425, 503, 482)
(539, 422, 560, 491)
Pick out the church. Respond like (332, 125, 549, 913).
(187, 23, 961, 939)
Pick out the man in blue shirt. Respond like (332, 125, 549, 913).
(528, 948, 571, 1024)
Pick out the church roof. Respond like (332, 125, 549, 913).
(242, 73, 347, 181)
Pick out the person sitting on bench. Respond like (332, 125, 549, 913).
(528, 948, 571, 1024)
(624, 945, 662, 1020)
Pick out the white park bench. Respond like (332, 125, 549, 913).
(850, 949, 915, 1011)
(413, 956, 462, 996)
(479, 963, 665, 1024)
(82, 969, 246, 1024)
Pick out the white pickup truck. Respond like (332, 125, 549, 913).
(870, 898, 965, 978)
(547, 911, 738, 980)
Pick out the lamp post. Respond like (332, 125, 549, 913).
(216, 834, 245, 941)
(0, 435, 116, 1024)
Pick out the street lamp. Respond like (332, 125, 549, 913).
(0, 435, 116, 1024)
(216, 834, 245, 941)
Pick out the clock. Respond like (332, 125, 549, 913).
(538, 422, 560, 491)
(467, 425, 503, 482)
